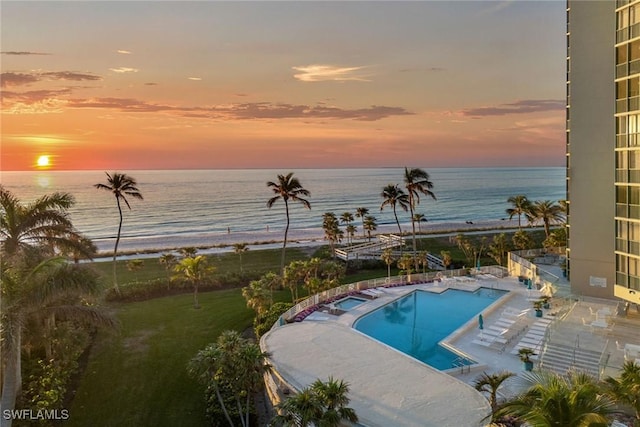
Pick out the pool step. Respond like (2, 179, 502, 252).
(540, 343, 602, 378)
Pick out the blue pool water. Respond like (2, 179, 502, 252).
(334, 297, 367, 310)
(354, 288, 507, 370)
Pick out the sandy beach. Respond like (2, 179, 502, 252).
(94, 218, 527, 261)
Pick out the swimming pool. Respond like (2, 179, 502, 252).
(354, 288, 507, 370)
(334, 296, 367, 310)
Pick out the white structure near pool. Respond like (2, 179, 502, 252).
(260, 270, 552, 427)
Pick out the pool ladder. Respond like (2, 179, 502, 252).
(452, 356, 473, 374)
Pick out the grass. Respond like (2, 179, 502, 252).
(92, 247, 308, 286)
(69, 288, 290, 427)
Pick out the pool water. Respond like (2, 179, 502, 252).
(334, 297, 367, 310)
(354, 288, 506, 370)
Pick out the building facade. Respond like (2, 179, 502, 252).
(614, 0, 640, 305)
(566, 0, 617, 300)
(567, 0, 640, 306)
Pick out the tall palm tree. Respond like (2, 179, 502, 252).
(473, 371, 515, 415)
(233, 242, 249, 273)
(404, 167, 436, 271)
(173, 255, 214, 309)
(380, 184, 409, 235)
(494, 370, 619, 427)
(529, 200, 564, 238)
(355, 207, 369, 238)
(94, 172, 143, 293)
(266, 173, 311, 274)
(1, 256, 114, 427)
(322, 212, 343, 258)
(0, 186, 89, 259)
(506, 195, 531, 231)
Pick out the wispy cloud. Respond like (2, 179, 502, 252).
(1, 71, 102, 88)
(293, 64, 371, 82)
(188, 77, 202, 81)
(1, 72, 40, 87)
(49, 97, 412, 121)
(41, 71, 102, 81)
(461, 99, 565, 117)
(1, 51, 51, 56)
(117, 50, 132, 54)
(144, 82, 158, 86)
(109, 67, 139, 73)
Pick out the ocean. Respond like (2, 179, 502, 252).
(1, 168, 565, 253)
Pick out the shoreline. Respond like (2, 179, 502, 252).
(93, 218, 532, 262)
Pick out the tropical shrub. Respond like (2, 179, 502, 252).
(254, 302, 293, 338)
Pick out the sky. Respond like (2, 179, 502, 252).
(0, 1, 567, 171)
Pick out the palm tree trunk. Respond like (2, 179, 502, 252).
(214, 384, 235, 427)
(393, 207, 402, 235)
(281, 200, 290, 274)
(409, 201, 419, 271)
(113, 196, 123, 294)
(1, 329, 21, 427)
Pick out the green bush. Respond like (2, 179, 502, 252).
(254, 302, 293, 337)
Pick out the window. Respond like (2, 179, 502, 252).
(619, 45, 629, 65)
(618, 80, 628, 100)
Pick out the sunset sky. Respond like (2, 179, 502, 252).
(1, 1, 567, 171)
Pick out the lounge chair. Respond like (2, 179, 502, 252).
(359, 289, 379, 299)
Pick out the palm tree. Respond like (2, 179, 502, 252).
(173, 255, 214, 309)
(404, 167, 436, 270)
(381, 248, 395, 281)
(340, 212, 354, 244)
(322, 212, 343, 258)
(94, 172, 143, 293)
(440, 250, 452, 271)
(363, 215, 377, 241)
(1, 256, 114, 426)
(413, 213, 428, 233)
(188, 330, 270, 427)
(310, 377, 358, 427)
(233, 243, 249, 273)
(159, 253, 177, 289)
(267, 173, 311, 274)
(397, 254, 414, 282)
(473, 371, 515, 415)
(495, 370, 619, 427)
(125, 259, 144, 282)
(272, 388, 324, 427)
(242, 279, 271, 318)
(380, 184, 409, 235)
(529, 200, 564, 238)
(355, 207, 369, 238)
(0, 186, 89, 259)
(513, 230, 534, 250)
(603, 360, 640, 423)
(506, 195, 531, 231)
(179, 247, 198, 258)
(345, 224, 357, 245)
(272, 377, 357, 427)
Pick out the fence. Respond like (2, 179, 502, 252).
(274, 265, 508, 328)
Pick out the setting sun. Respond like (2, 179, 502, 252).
(36, 155, 50, 168)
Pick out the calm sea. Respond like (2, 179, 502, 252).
(1, 168, 565, 253)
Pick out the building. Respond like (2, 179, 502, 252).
(567, 0, 640, 306)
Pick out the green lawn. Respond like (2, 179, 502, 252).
(92, 247, 308, 286)
(69, 288, 272, 427)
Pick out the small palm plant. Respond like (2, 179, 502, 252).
(173, 255, 214, 309)
(473, 371, 515, 415)
(233, 243, 249, 273)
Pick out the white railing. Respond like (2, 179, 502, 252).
(273, 265, 508, 328)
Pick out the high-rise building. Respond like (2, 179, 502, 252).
(567, 0, 640, 306)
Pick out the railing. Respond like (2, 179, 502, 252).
(452, 356, 473, 374)
(273, 265, 509, 328)
(334, 234, 405, 261)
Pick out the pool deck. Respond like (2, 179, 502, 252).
(261, 275, 633, 426)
